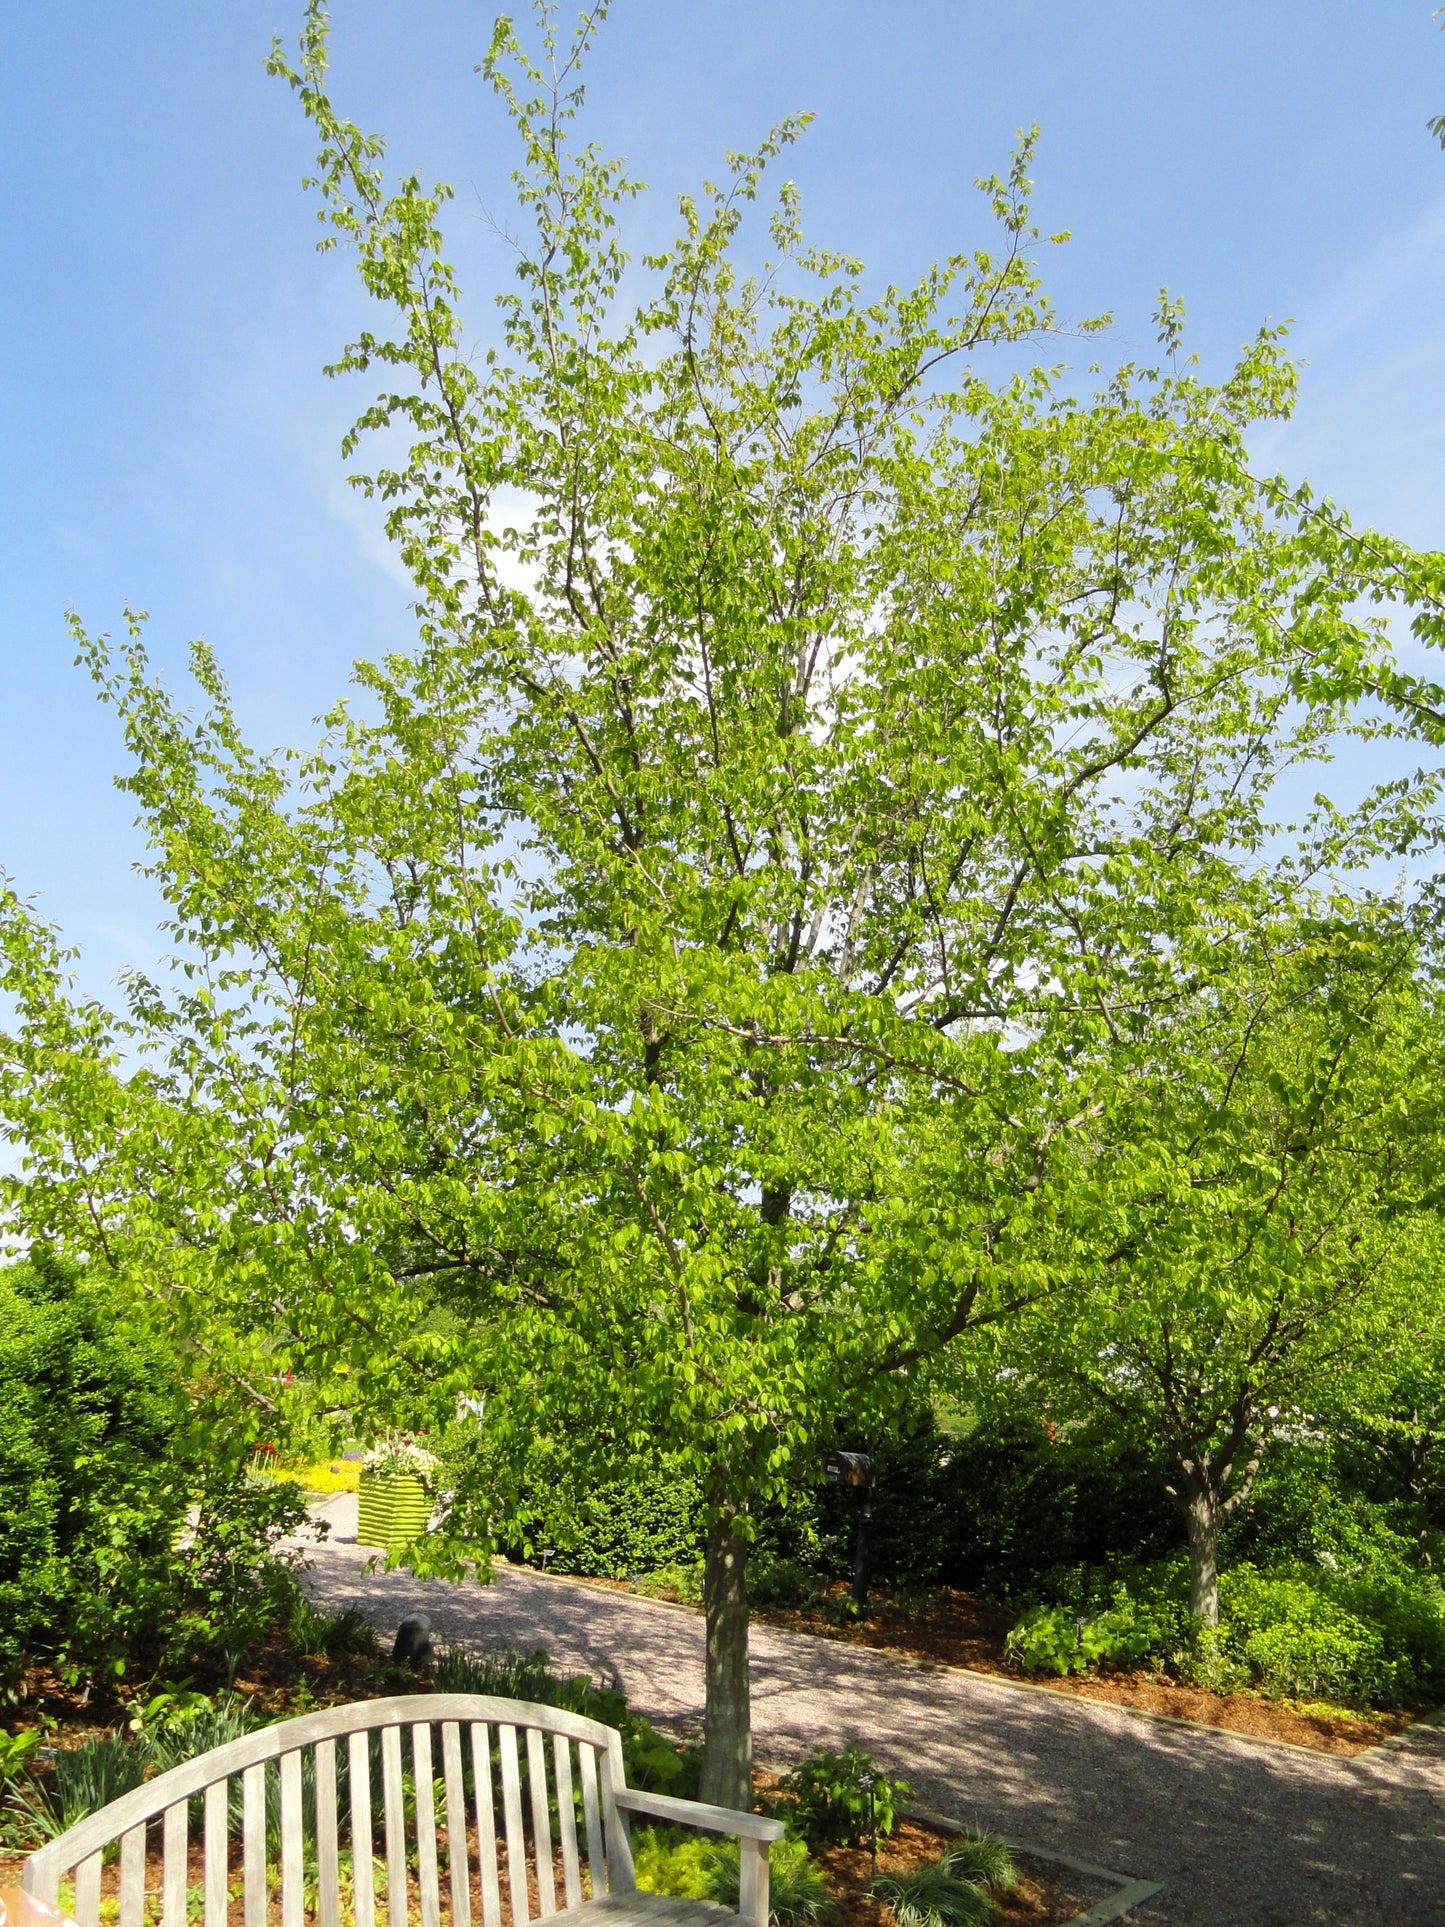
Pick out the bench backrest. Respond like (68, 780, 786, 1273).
(22, 1694, 637, 1927)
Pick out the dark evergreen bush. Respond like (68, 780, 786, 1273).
(815, 1412, 1177, 1598)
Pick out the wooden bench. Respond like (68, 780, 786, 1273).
(21, 1695, 783, 1927)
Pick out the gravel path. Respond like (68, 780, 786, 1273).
(296, 1497, 1445, 1926)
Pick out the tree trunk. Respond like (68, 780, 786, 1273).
(1184, 1488, 1221, 1625)
(699, 1508, 752, 1810)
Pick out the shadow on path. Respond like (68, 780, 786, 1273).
(297, 1499, 1445, 1926)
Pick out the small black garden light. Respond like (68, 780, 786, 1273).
(823, 1448, 877, 1618)
(857, 1770, 878, 1864)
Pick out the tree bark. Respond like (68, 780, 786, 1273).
(699, 1507, 752, 1810)
(1183, 1487, 1222, 1625)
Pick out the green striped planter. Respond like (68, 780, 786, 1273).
(356, 1470, 433, 1556)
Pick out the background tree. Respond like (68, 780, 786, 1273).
(1000, 913, 1445, 1623)
(5, 2, 1445, 1802)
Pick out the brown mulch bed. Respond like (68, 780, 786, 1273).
(808, 1817, 1105, 1926)
(2, 1641, 413, 1757)
(754, 1580, 1414, 1756)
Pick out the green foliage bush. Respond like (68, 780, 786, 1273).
(0, 1255, 191, 1678)
(517, 1467, 705, 1580)
(1217, 1564, 1445, 1705)
(1003, 1556, 1445, 1707)
(633, 1827, 713, 1901)
(1003, 1572, 1188, 1677)
(814, 1413, 1177, 1597)
(777, 1744, 909, 1850)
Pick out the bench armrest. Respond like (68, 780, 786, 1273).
(612, 1788, 785, 1842)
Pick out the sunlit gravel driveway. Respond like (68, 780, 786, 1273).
(296, 1495, 1445, 1926)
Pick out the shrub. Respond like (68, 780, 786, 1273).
(631, 1562, 705, 1607)
(520, 1466, 705, 1580)
(7, 1732, 152, 1845)
(1218, 1564, 1445, 1705)
(704, 1837, 834, 1926)
(750, 1561, 823, 1611)
(777, 1744, 909, 1850)
(164, 1475, 313, 1682)
(285, 1599, 378, 1662)
(633, 1827, 714, 1900)
(0, 1255, 192, 1679)
(431, 1644, 699, 1793)
(1004, 1575, 1187, 1677)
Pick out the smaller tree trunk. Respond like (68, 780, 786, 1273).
(699, 1508, 752, 1810)
(1183, 1488, 1222, 1625)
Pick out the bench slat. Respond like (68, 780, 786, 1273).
(348, 1731, 375, 1927)
(74, 1851, 102, 1927)
(441, 1722, 471, 1927)
(470, 1724, 501, 1927)
(163, 1800, 187, 1927)
(552, 1736, 580, 1911)
(382, 1724, 407, 1927)
(242, 1765, 266, 1927)
(598, 1750, 634, 1896)
(315, 1739, 339, 1927)
(498, 1725, 528, 1927)
(526, 1728, 555, 1919)
(119, 1823, 147, 1927)
(412, 1724, 441, 1927)
(204, 1782, 228, 1927)
(578, 1747, 604, 1899)
(280, 1751, 304, 1927)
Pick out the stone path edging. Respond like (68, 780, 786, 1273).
(897, 1808, 1165, 1926)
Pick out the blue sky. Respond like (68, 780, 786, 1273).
(3, 1, 1445, 999)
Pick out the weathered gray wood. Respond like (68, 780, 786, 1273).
(382, 1722, 408, 1927)
(441, 1722, 471, 1927)
(597, 1751, 634, 1896)
(526, 1726, 556, 1918)
(19, 1689, 774, 1927)
(738, 1839, 769, 1927)
(204, 1781, 229, 1927)
(243, 1763, 267, 1927)
(612, 1790, 784, 1843)
(348, 1731, 375, 1927)
(163, 1800, 188, 1927)
(118, 1823, 147, 1927)
(552, 1735, 581, 1911)
(497, 1724, 529, 1927)
(412, 1724, 441, 1927)
(315, 1738, 340, 1927)
(470, 1723, 501, 1927)
(530, 1898, 732, 1927)
(20, 1696, 625, 1897)
(73, 1850, 102, 1927)
(280, 1750, 305, 1927)
(577, 1747, 604, 1900)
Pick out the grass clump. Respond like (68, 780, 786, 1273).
(869, 1836, 1017, 1927)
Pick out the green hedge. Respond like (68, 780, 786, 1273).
(1004, 1556, 1445, 1708)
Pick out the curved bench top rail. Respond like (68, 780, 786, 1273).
(24, 1694, 625, 1889)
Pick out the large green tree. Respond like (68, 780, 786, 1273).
(6, 3, 1445, 1801)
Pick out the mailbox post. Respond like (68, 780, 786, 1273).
(824, 1448, 877, 1617)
